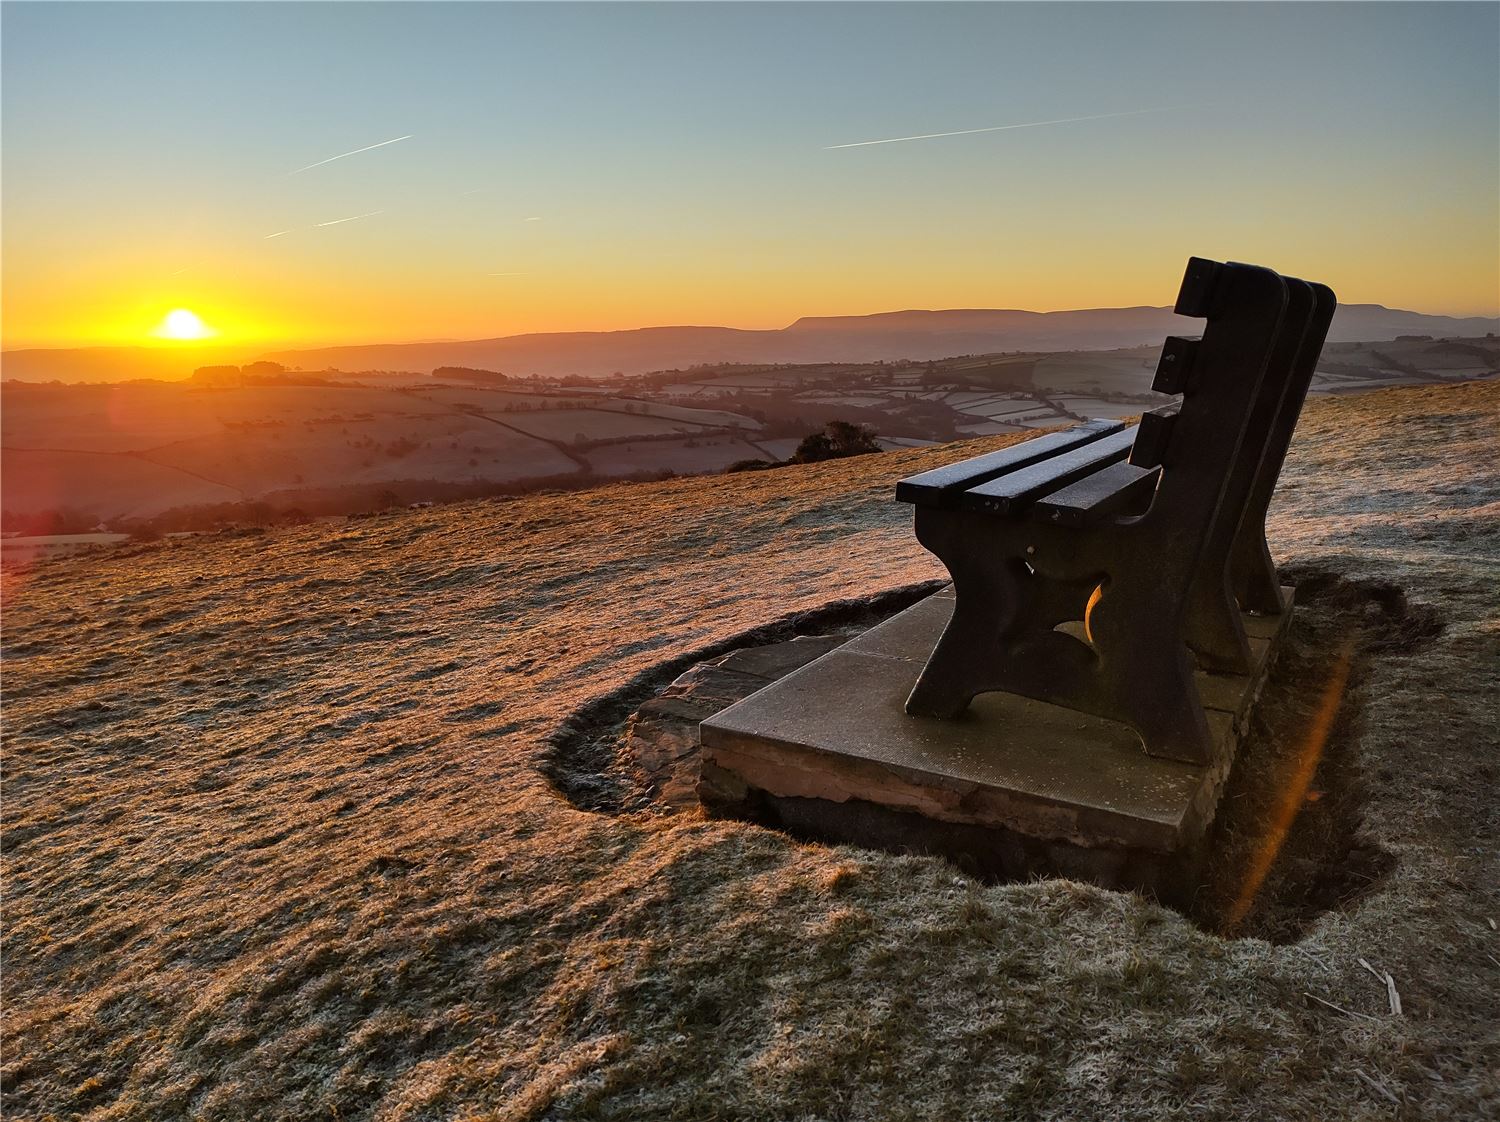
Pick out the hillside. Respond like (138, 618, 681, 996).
(249, 304, 1500, 376)
(5, 303, 1496, 383)
(2, 382, 1498, 1120)
(6, 338, 1494, 528)
(0, 381, 767, 525)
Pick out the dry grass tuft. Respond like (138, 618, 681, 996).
(821, 863, 863, 896)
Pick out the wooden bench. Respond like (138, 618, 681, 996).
(895, 257, 1336, 765)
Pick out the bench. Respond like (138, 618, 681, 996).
(895, 257, 1336, 765)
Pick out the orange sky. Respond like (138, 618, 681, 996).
(3, 4, 1496, 350)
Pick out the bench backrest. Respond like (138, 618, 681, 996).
(1233, 280, 1337, 557)
(895, 257, 1331, 548)
(1128, 259, 1291, 546)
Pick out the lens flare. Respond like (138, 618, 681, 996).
(1223, 640, 1356, 933)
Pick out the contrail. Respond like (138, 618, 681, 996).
(263, 229, 293, 239)
(288, 134, 413, 175)
(824, 106, 1181, 149)
(314, 210, 385, 227)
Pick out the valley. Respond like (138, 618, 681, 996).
(3, 334, 1495, 543)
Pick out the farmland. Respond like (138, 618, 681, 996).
(3, 334, 1494, 536)
(642, 334, 1500, 439)
(0, 380, 758, 528)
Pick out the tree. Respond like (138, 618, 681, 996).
(791, 420, 881, 464)
(793, 432, 836, 462)
(191, 365, 241, 388)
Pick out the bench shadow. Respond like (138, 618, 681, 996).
(1183, 565, 1442, 942)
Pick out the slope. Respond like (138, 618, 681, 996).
(2, 382, 1497, 1120)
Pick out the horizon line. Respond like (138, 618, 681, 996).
(4, 298, 1497, 354)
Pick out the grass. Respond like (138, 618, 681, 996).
(2, 381, 1498, 1120)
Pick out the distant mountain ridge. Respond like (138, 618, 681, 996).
(5, 304, 1496, 383)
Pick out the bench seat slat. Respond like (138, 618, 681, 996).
(1030, 461, 1161, 527)
(895, 418, 1126, 507)
(957, 427, 1139, 515)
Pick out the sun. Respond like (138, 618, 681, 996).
(152, 308, 216, 340)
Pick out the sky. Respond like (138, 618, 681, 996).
(2, 1, 1497, 349)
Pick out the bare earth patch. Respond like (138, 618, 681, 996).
(2, 382, 1497, 1120)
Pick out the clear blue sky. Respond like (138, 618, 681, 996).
(3, 1, 1496, 346)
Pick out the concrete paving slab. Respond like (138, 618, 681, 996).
(710, 634, 849, 680)
(700, 588, 1291, 855)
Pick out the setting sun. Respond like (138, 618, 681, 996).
(153, 308, 215, 341)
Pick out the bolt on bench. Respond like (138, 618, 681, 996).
(700, 258, 1336, 894)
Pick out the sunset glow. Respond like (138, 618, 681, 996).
(1, 3, 1496, 352)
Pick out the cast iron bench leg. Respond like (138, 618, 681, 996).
(1085, 574, 1216, 765)
(1183, 563, 1256, 674)
(906, 509, 1097, 718)
(907, 509, 1215, 765)
(1231, 535, 1285, 616)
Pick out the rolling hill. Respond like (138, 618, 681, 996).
(255, 303, 1500, 377)
(4, 303, 1495, 383)
(5, 336, 1494, 528)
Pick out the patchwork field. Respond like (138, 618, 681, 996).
(498, 408, 722, 443)
(0, 449, 242, 520)
(4, 335, 1494, 529)
(405, 387, 601, 412)
(637, 336, 1497, 447)
(955, 420, 1027, 435)
(748, 437, 805, 461)
(584, 437, 773, 478)
(0, 383, 228, 453)
(1031, 350, 1159, 395)
(138, 418, 579, 497)
(2, 382, 1496, 1120)
(0, 381, 763, 523)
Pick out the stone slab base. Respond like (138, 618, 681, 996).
(623, 634, 851, 809)
(699, 587, 1293, 895)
